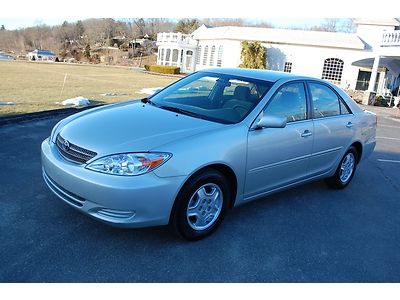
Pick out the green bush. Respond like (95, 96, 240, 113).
(144, 65, 180, 74)
(239, 41, 267, 69)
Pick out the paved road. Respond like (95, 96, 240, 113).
(0, 109, 399, 282)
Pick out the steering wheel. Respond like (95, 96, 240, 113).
(232, 105, 248, 112)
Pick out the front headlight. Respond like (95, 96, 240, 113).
(86, 152, 171, 176)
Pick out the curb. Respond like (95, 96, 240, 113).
(0, 105, 102, 126)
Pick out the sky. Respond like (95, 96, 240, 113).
(0, 0, 398, 30)
(0, 18, 328, 31)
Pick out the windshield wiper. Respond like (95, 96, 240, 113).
(141, 97, 156, 106)
(159, 105, 204, 119)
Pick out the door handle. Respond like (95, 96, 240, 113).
(346, 122, 353, 128)
(301, 130, 313, 138)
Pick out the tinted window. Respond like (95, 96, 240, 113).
(264, 82, 307, 123)
(309, 82, 340, 118)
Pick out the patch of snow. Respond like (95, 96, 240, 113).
(0, 101, 16, 105)
(138, 87, 162, 95)
(57, 96, 90, 107)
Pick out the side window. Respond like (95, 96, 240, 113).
(339, 99, 351, 115)
(264, 82, 307, 123)
(309, 82, 340, 118)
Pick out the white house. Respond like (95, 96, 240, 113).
(156, 19, 400, 105)
(28, 49, 57, 62)
(156, 31, 198, 73)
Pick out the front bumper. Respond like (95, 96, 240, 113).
(41, 138, 186, 228)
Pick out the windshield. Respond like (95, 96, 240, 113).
(149, 71, 274, 124)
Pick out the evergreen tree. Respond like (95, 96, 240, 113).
(175, 19, 200, 34)
(84, 44, 91, 59)
(239, 41, 267, 69)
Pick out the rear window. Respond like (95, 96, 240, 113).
(309, 82, 341, 118)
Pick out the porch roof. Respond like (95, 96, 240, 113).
(352, 56, 400, 71)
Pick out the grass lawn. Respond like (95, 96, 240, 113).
(0, 61, 179, 117)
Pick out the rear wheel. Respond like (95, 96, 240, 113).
(325, 147, 358, 189)
(171, 169, 230, 241)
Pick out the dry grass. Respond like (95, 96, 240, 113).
(0, 61, 179, 117)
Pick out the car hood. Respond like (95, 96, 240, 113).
(59, 102, 221, 157)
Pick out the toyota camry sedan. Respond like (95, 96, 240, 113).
(41, 68, 377, 240)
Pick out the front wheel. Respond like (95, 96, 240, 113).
(171, 169, 231, 241)
(325, 147, 358, 189)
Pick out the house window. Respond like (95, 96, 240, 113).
(355, 70, 380, 91)
(186, 50, 193, 70)
(160, 48, 165, 65)
(165, 49, 171, 65)
(172, 49, 179, 65)
(284, 62, 292, 73)
(196, 46, 202, 65)
(203, 46, 209, 65)
(321, 58, 344, 85)
(217, 45, 223, 67)
(209, 45, 216, 66)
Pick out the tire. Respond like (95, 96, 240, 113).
(170, 169, 231, 241)
(325, 146, 358, 189)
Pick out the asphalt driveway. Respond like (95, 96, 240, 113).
(0, 107, 399, 282)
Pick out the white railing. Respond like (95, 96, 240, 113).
(381, 30, 400, 46)
(156, 32, 197, 46)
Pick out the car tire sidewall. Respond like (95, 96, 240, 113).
(172, 169, 230, 241)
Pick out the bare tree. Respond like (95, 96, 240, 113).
(201, 18, 246, 27)
(145, 18, 175, 39)
(310, 18, 355, 33)
(341, 18, 356, 33)
(124, 18, 147, 39)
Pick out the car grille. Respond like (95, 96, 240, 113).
(56, 134, 97, 164)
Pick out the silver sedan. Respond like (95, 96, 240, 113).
(41, 68, 377, 240)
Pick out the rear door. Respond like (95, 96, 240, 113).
(307, 81, 355, 176)
(245, 81, 314, 199)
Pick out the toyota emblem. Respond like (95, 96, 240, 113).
(63, 139, 70, 151)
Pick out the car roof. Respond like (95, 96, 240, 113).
(200, 68, 313, 82)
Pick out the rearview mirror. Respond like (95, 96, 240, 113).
(254, 115, 287, 129)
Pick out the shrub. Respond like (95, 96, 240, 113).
(239, 41, 267, 69)
(374, 95, 389, 107)
(144, 65, 180, 74)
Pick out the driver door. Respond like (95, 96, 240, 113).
(244, 81, 314, 199)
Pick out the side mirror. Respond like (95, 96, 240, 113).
(254, 115, 287, 129)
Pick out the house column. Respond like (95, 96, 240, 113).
(377, 69, 386, 95)
(177, 48, 182, 69)
(162, 47, 167, 65)
(363, 55, 380, 105)
(368, 55, 380, 92)
(157, 48, 161, 65)
(181, 51, 187, 73)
